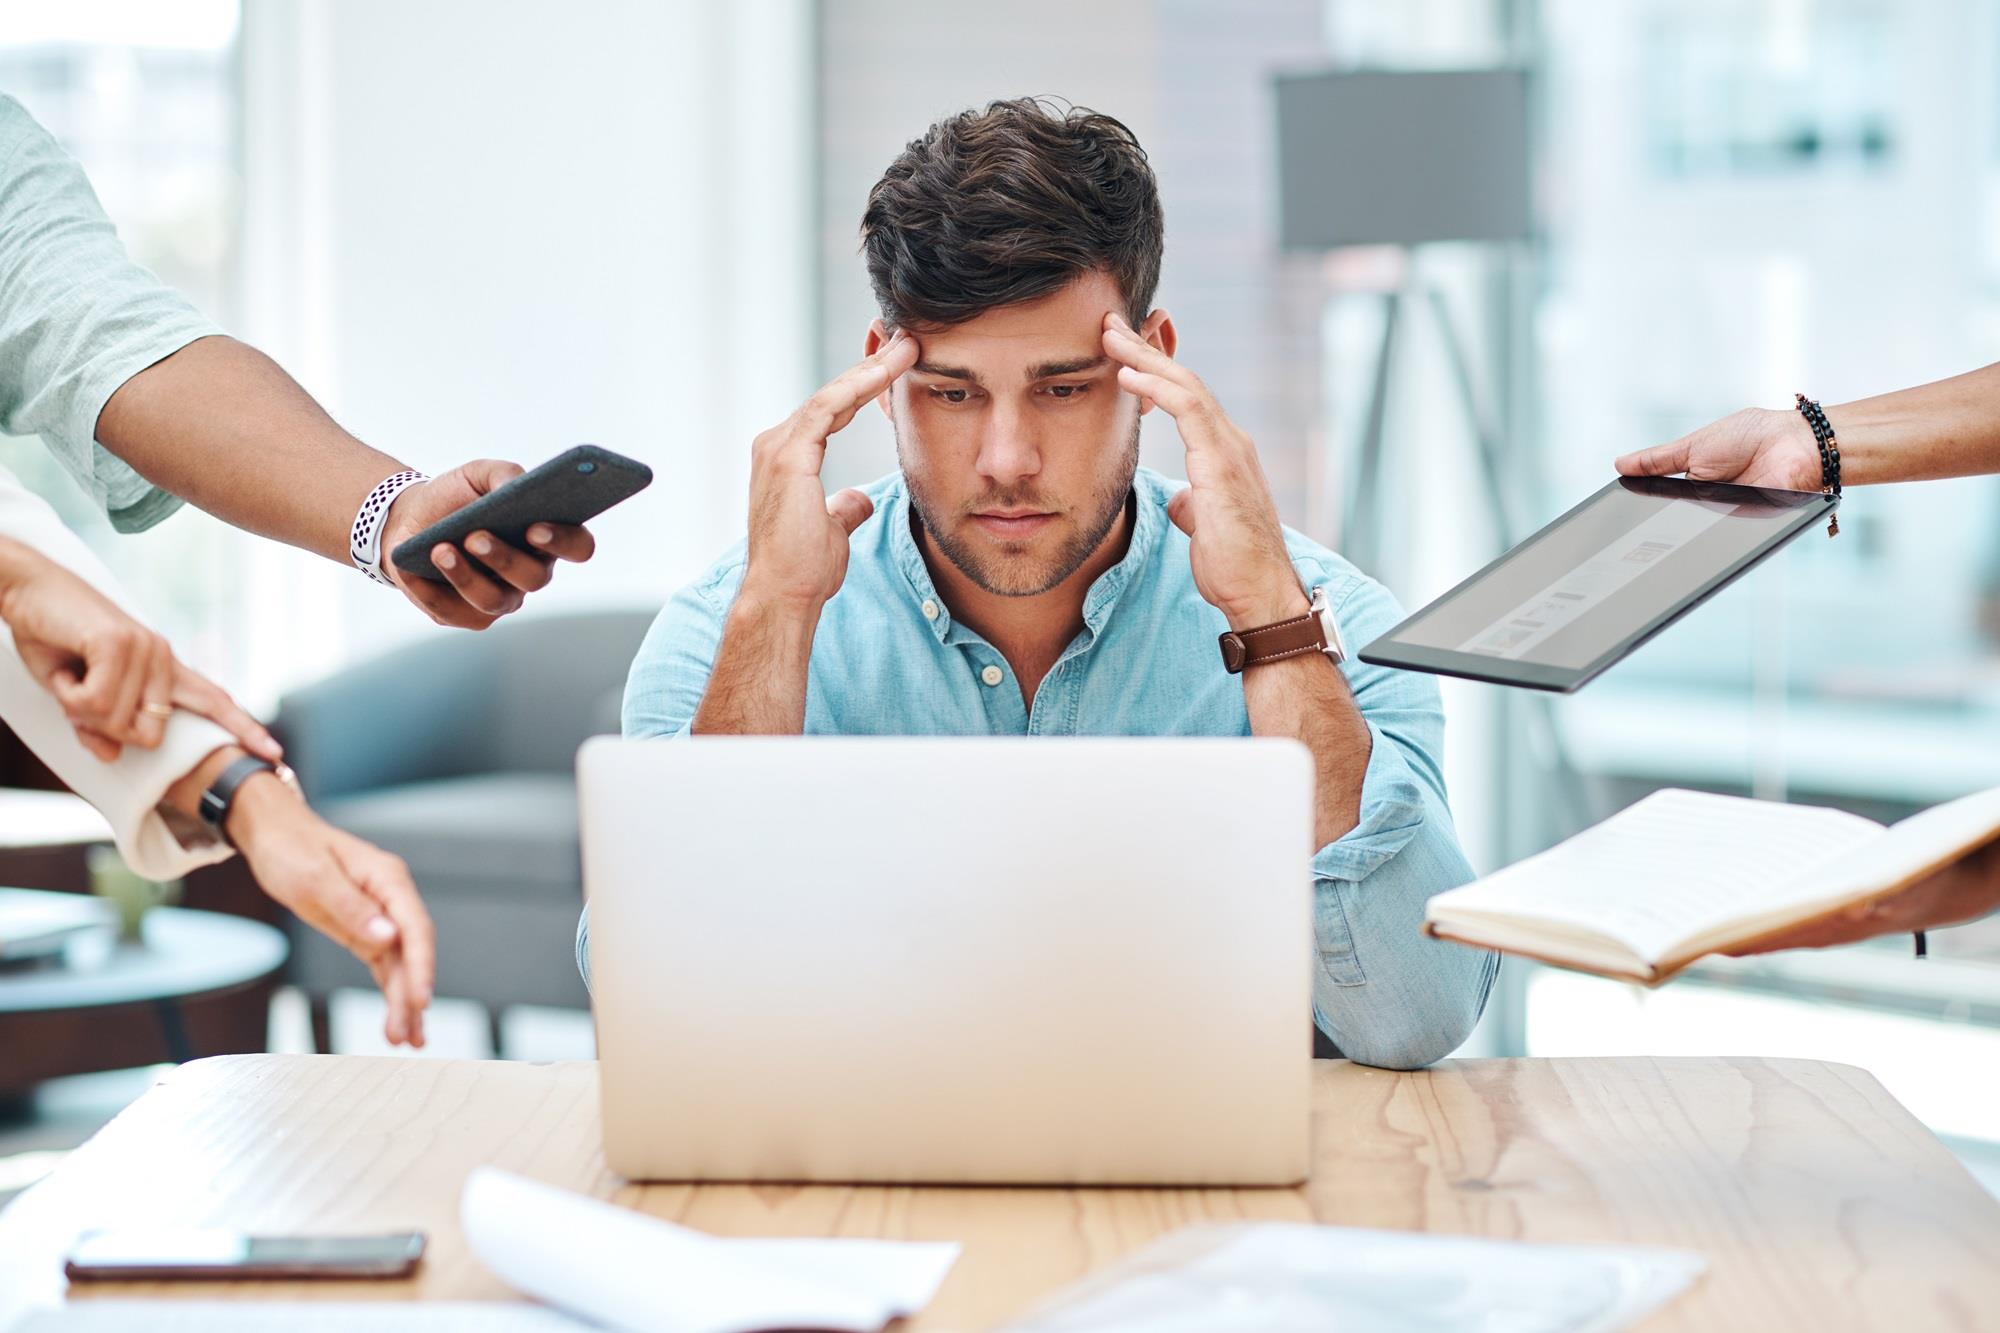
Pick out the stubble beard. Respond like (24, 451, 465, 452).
(900, 419, 1140, 598)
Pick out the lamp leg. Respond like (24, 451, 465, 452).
(1425, 283, 1518, 547)
(1425, 279, 1593, 834)
(1345, 288, 1404, 571)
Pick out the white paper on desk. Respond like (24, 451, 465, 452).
(1000, 1223, 1705, 1333)
(460, 1167, 959, 1333)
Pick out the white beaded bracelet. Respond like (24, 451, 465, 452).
(349, 469, 430, 586)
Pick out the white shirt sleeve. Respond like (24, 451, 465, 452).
(0, 466, 238, 881)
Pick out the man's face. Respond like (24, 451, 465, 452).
(871, 271, 1168, 598)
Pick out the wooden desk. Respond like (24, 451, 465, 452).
(1, 1054, 1995, 1330)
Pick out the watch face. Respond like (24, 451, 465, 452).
(200, 756, 287, 840)
(1313, 587, 1348, 661)
(1219, 633, 1249, 674)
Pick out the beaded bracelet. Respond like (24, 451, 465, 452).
(1797, 396, 1917, 954)
(1793, 393, 1841, 538)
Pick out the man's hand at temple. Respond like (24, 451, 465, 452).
(1100, 313, 1307, 629)
(1100, 310, 1372, 847)
(691, 333, 919, 736)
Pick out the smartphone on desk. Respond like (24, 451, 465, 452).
(390, 443, 653, 581)
(64, 1228, 425, 1281)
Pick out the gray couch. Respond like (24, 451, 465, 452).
(273, 609, 652, 1052)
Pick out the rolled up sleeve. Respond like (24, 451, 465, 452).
(619, 556, 737, 742)
(0, 472, 235, 881)
(1304, 571, 1498, 1070)
(1311, 716, 1428, 883)
(0, 96, 219, 532)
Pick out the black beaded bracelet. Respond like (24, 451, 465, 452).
(1799, 395, 1917, 957)
(1793, 393, 1841, 537)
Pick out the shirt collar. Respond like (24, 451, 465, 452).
(887, 469, 1169, 647)
(887, 481, 961, 645)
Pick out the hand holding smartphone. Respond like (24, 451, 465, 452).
(391, 444, 652, 582)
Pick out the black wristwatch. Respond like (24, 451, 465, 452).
(197, 756, 297, 847)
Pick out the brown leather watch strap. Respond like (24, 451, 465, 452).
(1218, 607, 1326, 674)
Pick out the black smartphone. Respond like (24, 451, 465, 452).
(390, 443, 653, 581)
(64, 1228, 426, 1280)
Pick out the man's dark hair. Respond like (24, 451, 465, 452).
(860, 97, 1164, 332)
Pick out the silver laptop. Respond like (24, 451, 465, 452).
(578, 736, 1312, 1186)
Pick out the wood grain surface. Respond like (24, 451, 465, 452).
(1, 1053, 1995, 1330)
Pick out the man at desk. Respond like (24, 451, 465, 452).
(599, 98, 1497, 1069)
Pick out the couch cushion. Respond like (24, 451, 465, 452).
(317, 772, 578, 900)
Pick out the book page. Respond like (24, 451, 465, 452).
(1427, 789, 1883, 962)
(1786, 784, 2000, 909)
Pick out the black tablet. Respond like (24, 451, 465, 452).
(1358, 476, 1838, 692)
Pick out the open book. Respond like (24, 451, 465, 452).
(1424, 785, 2000, 984)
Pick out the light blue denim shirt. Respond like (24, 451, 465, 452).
(598, 466, 1497, 1069)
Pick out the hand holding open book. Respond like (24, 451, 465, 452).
(1424, 785, 2000, 984)
(1723, 835, 2000, 955)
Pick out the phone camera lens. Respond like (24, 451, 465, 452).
(577, 461, 596, 474)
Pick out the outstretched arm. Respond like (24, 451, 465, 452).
(1618, 362, 2000, 489)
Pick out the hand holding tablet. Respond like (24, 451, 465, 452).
(1359, 476, 1837, 692)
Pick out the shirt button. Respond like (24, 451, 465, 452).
(980, 664, 1004, 687)
(921, 599, 939, 621)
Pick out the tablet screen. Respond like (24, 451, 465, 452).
(1360, 476, 1834, 691)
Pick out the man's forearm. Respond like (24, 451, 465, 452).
(1242, 653, 1372, 849)
(94, 335, 406, 563)
(690, 592, 819, 734)
(1828, 361, 2000, 485)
